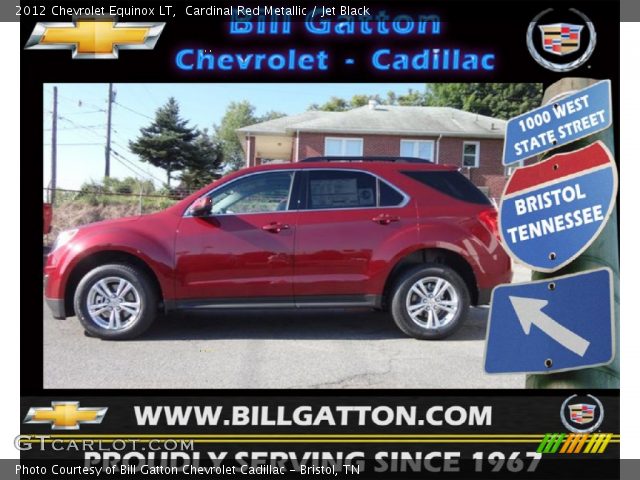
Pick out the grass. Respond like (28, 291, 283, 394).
(45, 193, 179, 244)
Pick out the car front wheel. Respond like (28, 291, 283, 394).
(390, 264, 470, 340)
(74, 264, 158, 340)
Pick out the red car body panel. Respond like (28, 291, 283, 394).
(174, 212, 299, 299)
(292, 205, 418, 297)
(45, 214, 180, 303)
(44, 161, 512, 318)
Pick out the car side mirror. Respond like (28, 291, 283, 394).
(189, 196, 212, 217)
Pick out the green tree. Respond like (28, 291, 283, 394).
(260, 110, 286, 122)
(425, 83, 543, 119)
(309, 96, 352, 112)
(178, 129, 224, 191)
(309, 89, 427, 112)
(129, 97, 198, 186)
(214, 101, 285, 171)
(103, 176, 156, 195)
(396, 88, 427, 106)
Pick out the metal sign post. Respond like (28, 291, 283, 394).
(526, 78, 620, 389)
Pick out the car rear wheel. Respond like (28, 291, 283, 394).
(74, 264, 158, 340)
(390, 264, 470, 340)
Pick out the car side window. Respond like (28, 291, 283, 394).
(209, 172, 294, 215)
(379, 180, 405, 207)
(307, 170, 378, 210)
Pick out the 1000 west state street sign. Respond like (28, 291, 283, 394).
(484, 268, 615, 374)
(499, 141, 617, 272)
(502, 80, 611, 165)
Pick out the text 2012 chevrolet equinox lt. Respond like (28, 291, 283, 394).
(44, 158, 512, 340)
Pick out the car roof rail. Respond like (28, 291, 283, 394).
(300, 156, 433, 164)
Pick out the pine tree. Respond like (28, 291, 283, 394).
(178, 129, 224, 192)
(129, 97, 198, 186)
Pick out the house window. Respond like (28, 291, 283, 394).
(400, 140, 434, 161)
(462, 141, 480, 168)
(324, 137, 363, 156)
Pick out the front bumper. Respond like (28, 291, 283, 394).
(477, 287, 493, 306)
(45, 297, 66, 319)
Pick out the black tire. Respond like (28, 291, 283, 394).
(74, 263, 158, 340)
(390, 264, 470, 340)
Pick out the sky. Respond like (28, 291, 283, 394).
(42, 83, 426, 190)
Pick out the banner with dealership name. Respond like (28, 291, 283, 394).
(17, 0, 621, 478)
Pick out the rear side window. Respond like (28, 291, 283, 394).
(307, 171, 376, 209)
(402, 171, 491, 205)
(379, 180, 405, 207)
(304, 170, 405, 210)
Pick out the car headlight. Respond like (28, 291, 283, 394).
(51, 229, 78, 252)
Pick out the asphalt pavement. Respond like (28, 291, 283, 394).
(43, 266, 530, 389)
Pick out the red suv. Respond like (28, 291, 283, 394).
(44, 158, 511, 340)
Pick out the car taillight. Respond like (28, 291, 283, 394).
(477, 208, 500, 239)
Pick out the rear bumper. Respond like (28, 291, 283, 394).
(45, 296, 66, 320)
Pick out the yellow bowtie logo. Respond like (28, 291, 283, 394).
(24, 402, 108, 430)
(25, 18, 165, 59)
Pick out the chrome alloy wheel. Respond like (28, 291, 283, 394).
(86, 277, 141, 330)
(405, 276, 460, 330)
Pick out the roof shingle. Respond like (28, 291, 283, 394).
(238, 105, 505, 138)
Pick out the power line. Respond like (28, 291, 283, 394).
(111, 149, 165, 186)
(58, 116, 106, 140)
(60, 109, 106, 115)
(44, 88, 109, 115)
(44, 125, 106, 131)
(53, 94, 105, 112)
(114, 101, 154, 120)
(43, 142, 103, 146)
(111, 153, 152, 181)
(110, 140, 131, 152)
(110, 142, 165, 184)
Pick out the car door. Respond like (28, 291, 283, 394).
(174, 170, 299, 304)
(293, 168, 415, 304)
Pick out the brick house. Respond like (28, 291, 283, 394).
(237, 102, 508, 199)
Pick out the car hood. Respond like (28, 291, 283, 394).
(80, 214, 144, 230)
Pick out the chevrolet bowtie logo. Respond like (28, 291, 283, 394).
(24, 402, 108, 430)
(25, 18, 165, 59)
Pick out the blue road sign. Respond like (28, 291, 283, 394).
(499, 141, 617, 272)
(484, 268, 614, 374)
(503, 80, 611, 165)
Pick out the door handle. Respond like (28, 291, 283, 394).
(262, 222, 290, 233)
(372, 214, 400, 225)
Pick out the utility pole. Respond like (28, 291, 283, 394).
(50, 86, 58, 204)
(526, 78, 620, 389)
(104, 83, 114, 178)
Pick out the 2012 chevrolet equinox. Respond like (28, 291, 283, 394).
(44, 158, 511, 340)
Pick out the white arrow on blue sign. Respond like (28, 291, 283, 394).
(499, 141, 617, 272)
(503, 80, 611, 165)
(484, 268, 614, 374)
